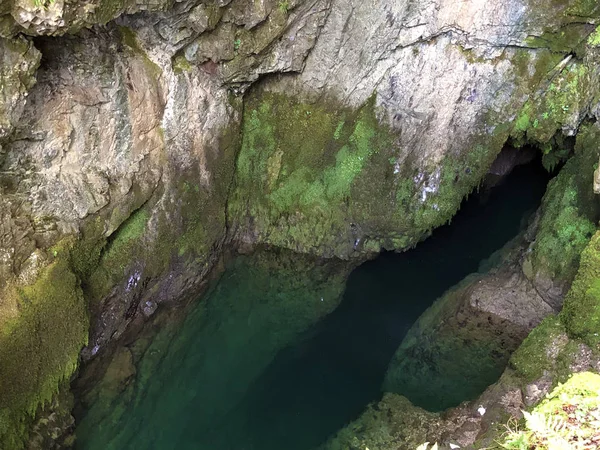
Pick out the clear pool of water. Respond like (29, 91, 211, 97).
(75, 161, 549, 450)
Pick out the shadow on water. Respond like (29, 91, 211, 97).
(76, 159, 549, 450)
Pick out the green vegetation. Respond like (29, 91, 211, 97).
(510, 316, 566, 382)
(229, 92, 394, 255)
(229, 91, 503, 256)
(278, 0, 290, 14)
(530, 149, 598, 285)
(510, 126, 600, 382)
(326, 393, 438, 450)
(524, 24, 592, 54)
(172, 55, 193, 74)
(512, 62, 590, 145)
(0, 258, 89, 449)
(500, 372, 600, 449)
(87, 208, 150, 303)
(118, 27, 162, 79)
(33, 0, 55, 8)
(511, 231, 600, 384)
(588, 26, 600, 46)
(561, 230, 600, 348)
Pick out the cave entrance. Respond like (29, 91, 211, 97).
(74, 151, 550, 450)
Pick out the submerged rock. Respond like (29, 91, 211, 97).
(382, 232, 554, 412)
(73, 248, 353, 450)
(322, 394, 442, 450)
(329, 229, 600, 450)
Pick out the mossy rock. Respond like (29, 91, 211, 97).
(528, 124, 600, 288)
(500, 371, 600, 449)
(229, 90, 503, 257)
(0, 257, 89, 449)
(561, 230, 600, 349)
(510, 315, 568, 382)
(512, 60, 593, 146)
(322, 393, 440, 450)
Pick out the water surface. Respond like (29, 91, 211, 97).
(76, 161, 549, 450)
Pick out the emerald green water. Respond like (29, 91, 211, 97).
(75, 162, 548, 450)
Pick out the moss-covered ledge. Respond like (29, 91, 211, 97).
(514, 227, 600, 382)
(509, 225, 600, 392)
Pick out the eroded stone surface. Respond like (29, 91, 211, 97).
(0, 35, 39, 145)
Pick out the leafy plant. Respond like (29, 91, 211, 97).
(542, 146, 570, 172)
(498, 372, 600, 450)
(278, 0, 290, 13)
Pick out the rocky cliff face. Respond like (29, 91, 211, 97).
(1, 0, 600, 448)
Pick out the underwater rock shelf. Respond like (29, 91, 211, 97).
(74, 160, 549, 450)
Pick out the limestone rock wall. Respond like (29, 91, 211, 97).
(227, 0, 600, 257)
(0, 0, 600, 448)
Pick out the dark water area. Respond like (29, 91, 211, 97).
(76, 160, 549, 450)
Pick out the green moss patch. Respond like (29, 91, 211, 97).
(87, 208, 151, 303)
(229, 91, 503, 256)
(510, 316, 567, 382)
(560, 230, 600, 349)
(525, 24, 593, 54)
(118, 27, 162, 80)
(512, 62, 591, 145)
(529, 126, 600, 285)
(323, 394, 439, 450)
(0, 259, 89, 449)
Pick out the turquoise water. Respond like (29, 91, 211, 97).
(75, 162, 549, 450)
